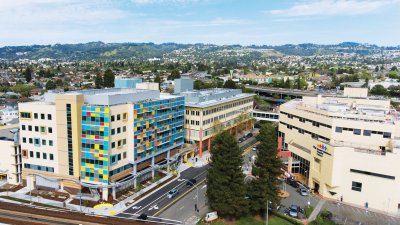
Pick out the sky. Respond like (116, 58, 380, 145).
(1, 0, 400, 47)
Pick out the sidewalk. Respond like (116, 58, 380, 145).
(308, 198, 326, 222)
(0, 164, 194, 216)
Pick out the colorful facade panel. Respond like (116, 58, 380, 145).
(81, 105, 110, 184)
(133, 97, 184, 161)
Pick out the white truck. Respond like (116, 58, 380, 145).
(204, 211, 218, 222)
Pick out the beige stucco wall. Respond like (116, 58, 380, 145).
(184, 96, 253, 141)
(279, 96, 400, 215)
(19, 102, 59, 173)
(0, 140, 20, 185)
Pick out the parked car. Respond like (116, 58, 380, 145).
(167, 189, 179, 198)
(299, 183, 312, 192)
(186, 178, 197, 187)
(289, 205, 299, 218)
(286, 179, 300, 188)
(138, 213, 148, 220)
(238, 137, 245, 143)
(245, 133, 253, 139)
(299, 188, 308, 196)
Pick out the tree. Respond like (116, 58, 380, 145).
(294, 76, 307, 90)
(103, 69, 115, 88)
(248, 123, 283, 216)
(370, 84, 388, 96)
(391, 66, 398, 71)
(375, 65, 380, 72)
(154, 74, 162, 90)
(11, 84, 33, 97)
(223, 79, 237, 89)
(167, 69, 181, 80)
(95, 73, 103, 89)
(23, 67, 32, 82)
(207, 131, 249, 218)
(45, 80, 56, 90)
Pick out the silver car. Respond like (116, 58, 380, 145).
(289, 205, 298, 218)
(167, 189, 179, 199)
(299, 188, 308, 196)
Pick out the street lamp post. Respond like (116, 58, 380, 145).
(266, 200, 272, 225)
(183, 179, 199, 215)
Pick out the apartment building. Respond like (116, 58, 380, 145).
(19, 89, 184, 200)
(0, 125, 22, 185)
(175, 78, 254, 158)
(278, 88, 400, 214)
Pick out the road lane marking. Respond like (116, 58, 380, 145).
(134, 170, 207, 214)
(201, 185, 207, 189)
(179, 206, 184, 211)
(149, 204, 159, 211)
(131, 206, 141, 210)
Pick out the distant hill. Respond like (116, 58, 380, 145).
(0, 42, 398, 60)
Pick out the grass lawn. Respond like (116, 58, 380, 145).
(304, 206, 315, 218)
(197, 215, 294, 225)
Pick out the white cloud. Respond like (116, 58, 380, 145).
(269, 0, 400, 17)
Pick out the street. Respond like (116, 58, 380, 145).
(158, 137, 259, 225)
(118, 166, 208, 219)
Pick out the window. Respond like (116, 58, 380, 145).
(383, 132, 391, 138)
(111, 129, 115, 135)
(117, 114, 121, 120)
(36, 152, 40, 158)
(112, 142, 116, 148)
(111, 115, 115, 122)
(41, 113, 45, 119)
(20, 112, 31, 119)
(30, 151, 34, 157)
(22, 137, 26, 143)
(118, 140, 122, 147)
(35, 126, 39, 132)
(48, 127, 53, 133)
(43, 153, 47, 159)
(185, 110, 189, 115)
(42, 139, 46, 145)
(353, 129, 361, 135)
(34, 138, 40, 146)
(34, 113, 38, 119)
(22, 150, 28, 158)
(351, 181, 362, 192)
(28, 125, 32, 131)
(29, 138, 33, 144)
(40, 126, 46, 133)
(50, 154, 54, 160)
(363, 130, 371, 136)
(335, 127, 342, 133)
(123, 139, 126, 145)
(123, 152, 127, 159)
(123, 126, 126, 132)
(49, 140, 53, 146)
(117, 127, 121, 134)
(47, 114, 52, 120)
(123, 113, 127, 121)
